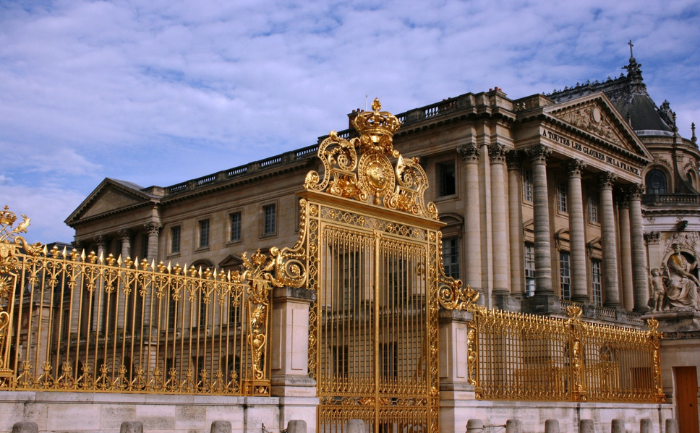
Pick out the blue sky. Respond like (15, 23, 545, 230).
(2, 0, 699, 243)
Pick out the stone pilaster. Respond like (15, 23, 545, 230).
(506, 150, 526, 307)
(117, 229, 132, 329)
(628, 184, 649, 312)
(617, 193, 634, 311)
(529, 144, 553, 295)
(598, 172, 620, 307)
(566, 159, 589, 303)
(270, 287, 317, 398)
(489, 144, 509, 303)
(457, 143, 483, 303)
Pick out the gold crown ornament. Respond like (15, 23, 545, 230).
(353, 98, 402, 156)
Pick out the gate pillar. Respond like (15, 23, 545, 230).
(439, 309, 477, 433)
(271, 287, 318, 432)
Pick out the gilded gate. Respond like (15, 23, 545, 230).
(300, 99, 477, 433)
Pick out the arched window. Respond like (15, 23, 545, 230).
(645, 169, 667, 194)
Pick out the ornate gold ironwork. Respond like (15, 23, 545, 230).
(0, 205, 310, 396)
(305, 98, 438, 219)
(467, 302, 666, 403)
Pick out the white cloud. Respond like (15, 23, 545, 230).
(0, 0, 698, 240)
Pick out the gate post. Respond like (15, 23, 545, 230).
(270, 287, 318, 431)
(438, 309, 476, 433)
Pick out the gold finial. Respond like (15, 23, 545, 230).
(352, 97, 401, 140)
(371, 97, 381, 112)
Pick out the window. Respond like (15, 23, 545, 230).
(438, 161, 456, 197)
(557, 181, 568, 213)
(591, 259, 602, 306)
(141, 234, 149, 260)
(342, 252, 360, 310)
(171, 226, 181, 254)
(560, 251, 571, 300)
(524, 243, 535, 297)
(645, 169, 667, 194)
(442, 237, 460, 279)
(230, 212, 241, 242)
(199, 219, 210, 248)
(589, 193, 598, 223)
(523, 169, 533, 202)
(167, 298, 177, 329)
(263, 204, 276, 235)
(332, 345, 349, 376)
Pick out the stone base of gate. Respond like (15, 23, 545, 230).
(439, 397, 672, 433)
(0, 391, 319, 433)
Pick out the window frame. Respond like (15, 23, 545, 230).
(442, 237, 460, 279)
(261, 202, 277, 237)
(229, 211, 242, 243)
(437, 160, 457, 198)
(560, 251, 571, 300)
(557, 180, 568, 213)
(591, 259, 602, 306)
(523, 169, 533, 203)
(198, 218, 210, 249)
(170, 225, 181, 255)
(588, 192, 598, 224)
(524, 243, 535, 297)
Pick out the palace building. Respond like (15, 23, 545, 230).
(61, 50, 700, 430)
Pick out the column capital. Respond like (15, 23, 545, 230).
(94, 235, 108, 247)
(506, 149, 526, 170)
(71, 240, 84, 251)
(597, 172, 617, 189)
(457, 143, 480, 163)
(565, 159, 586, 177)
(528, 144, 552, 164)
(626, 183, 645, 200)
(118, 229, 132, 241)
(488, 144, 507, 163)
(144, 221, 162, 235)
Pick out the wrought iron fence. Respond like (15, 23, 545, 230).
(0, 210, 278, 395)
(467, 305, 665, 403)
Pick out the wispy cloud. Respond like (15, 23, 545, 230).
(1, 0, 699, 240)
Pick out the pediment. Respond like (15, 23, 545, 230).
(545, 92, 652, 161)
(219, 254, 243, 269)
(66, 178, 155, 225)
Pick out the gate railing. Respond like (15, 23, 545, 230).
(467, 305, 666, 403)
(0, 206, 304, 396)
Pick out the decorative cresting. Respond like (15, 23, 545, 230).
(466, 303, 666, 403)
(304, 100, 475, 433)
(305, 98, 439, 219)
(0, 205, 306, 396)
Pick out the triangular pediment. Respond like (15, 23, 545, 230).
(544, 92, 653, 161)
(65, 178, 156, 225)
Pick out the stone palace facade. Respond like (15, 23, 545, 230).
(65, 51, 700, 428)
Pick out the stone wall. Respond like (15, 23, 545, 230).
(0, 392, 318, 433)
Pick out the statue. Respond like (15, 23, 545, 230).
(651, 244, 700, 311)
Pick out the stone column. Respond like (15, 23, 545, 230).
(457, 144, 483, 301)
(628, 184, 649, 312)
(529, 144, 553, 295)
(566, 159, 589, 303)
(117, 229, 132, 329)
(617, 195, 634, 311)
(479, 136, 493, 307)
(143, 222, 161, 331)
(271, 287, 319, 430)
(93, 235, 108, 332)
(507, 150, 525, 304)
(489, 144, 509, 303)
(598, 172, 620, 307)
(144, 222, 161, 261)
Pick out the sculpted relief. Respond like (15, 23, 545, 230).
(554, 104, 624, 148)
(649, 238, 700, 312)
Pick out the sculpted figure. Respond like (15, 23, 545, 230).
(649, 268, 667, 312)
(664, 244, 700, 309)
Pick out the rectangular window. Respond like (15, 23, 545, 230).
(442, 237, 460, 279)
(523, 169, 533, 202)
(589, 193, 598, 223)
(560, 251, 571, 300)
(230, 212, 241, 242)
(557, 181, 568, 213)
(438, 161, 456, 197)
(524, 243, 535, 297)
(171, 226, 181, 254)
(591, 259, 602, 306)
(141, 234, 149, 260)
(199, 219, 210, 248)
(263, 204, 276, 235)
